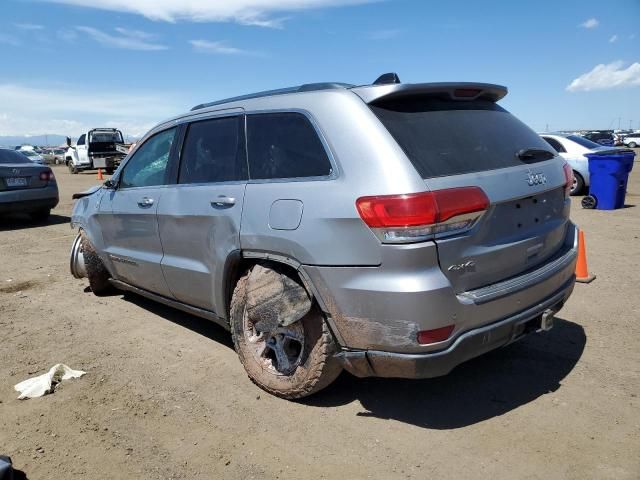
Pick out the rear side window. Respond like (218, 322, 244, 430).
(371, 97, 554, 178)
(179, 116, 247, 184)
(247, 112, 332, 180)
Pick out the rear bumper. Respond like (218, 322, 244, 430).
(336, 278, 573, 379)
(0, 186, 59, 213)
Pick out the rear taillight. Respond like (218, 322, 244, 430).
(39, 171, 56, 183)
(562, 163, 573, 198)
(356, 187, 489, 243)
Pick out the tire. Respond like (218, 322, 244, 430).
(30, 209, 50, 222)
(80, 232, 114, 296)
(68, 162, 78, 174)
(628, 142, 637, 148)
(570, 171, 585, 196)
(581, 195, 597, 209)
(230, 270, 342, 400)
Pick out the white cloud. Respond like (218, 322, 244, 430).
(609, 34, 618, 43)
(0, 83, 185, 137)
(57, 28, 78, 41)
(580, 18, 599, 29)
(567, 61, 640, 92)
(45, 0, 375, 26)
(190, 39, 254, 55)
(15, 23, 45, 30)
(76, 26, 168, 50)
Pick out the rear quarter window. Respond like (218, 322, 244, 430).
(371, 97, 554, 178)
(246, 112, 332, 180)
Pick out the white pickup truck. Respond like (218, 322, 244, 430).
(65, 128, 130, 174)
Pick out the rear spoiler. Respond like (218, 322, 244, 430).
(351, 82, 508, 104)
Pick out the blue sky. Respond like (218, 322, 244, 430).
(0, 0, 639, 138)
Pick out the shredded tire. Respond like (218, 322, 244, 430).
(80, 232, 114, 296)
(230, 270, 342, 400)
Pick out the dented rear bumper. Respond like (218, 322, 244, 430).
(336, 279, 573, 379)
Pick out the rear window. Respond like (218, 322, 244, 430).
(371, 97, 554, 178)
(0, 150, 31, 164)
(90, 131, 123, 143)
(246, 112, 332, 180)
(567, 135, 604, 150)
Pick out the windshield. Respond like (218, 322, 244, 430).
(21, 150, 38, 157)
(90, 131, 123, 143)
(567, 135, 604, 150)
(371, 97, 554, 178)
(0, 150, 32, 164)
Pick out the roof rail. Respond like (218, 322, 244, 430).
(191, 82, 354, 111)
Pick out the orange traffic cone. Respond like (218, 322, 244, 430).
(97, 168, 103, 180)
(575, 229, 596, 283)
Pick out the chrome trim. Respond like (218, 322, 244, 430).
(457, 230, 578, 305)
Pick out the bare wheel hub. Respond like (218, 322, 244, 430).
(243, 309, 305, 376)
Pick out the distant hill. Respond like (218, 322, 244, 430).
(0, 134, 69, 148)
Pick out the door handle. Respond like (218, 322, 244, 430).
(211, 196, 236, 207)
(137, 197, 154, 208)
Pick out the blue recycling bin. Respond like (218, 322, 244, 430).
(585, 149, 635, 210)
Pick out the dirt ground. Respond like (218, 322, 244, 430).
(1, 157, 639, 480)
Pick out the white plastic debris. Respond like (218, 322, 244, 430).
(14, 364, 86, 400)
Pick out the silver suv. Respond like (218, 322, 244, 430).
(70, 75, 578, 399)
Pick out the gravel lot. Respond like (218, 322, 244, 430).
(1, 158, 639, 479)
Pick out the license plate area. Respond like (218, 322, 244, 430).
(6, 177, 28, 187)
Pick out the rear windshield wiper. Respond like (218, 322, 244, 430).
(516, 148, 555, 163)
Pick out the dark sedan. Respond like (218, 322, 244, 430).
(0, 148, 59, 220)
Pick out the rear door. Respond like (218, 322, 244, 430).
(370, 95, 570, 293)
(99, 127, 177, 297)
(158, 114, 248, 313)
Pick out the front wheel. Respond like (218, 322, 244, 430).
(230, 269, 342, 399)
(81, 232, 114, 296)
(68, 162, 78, 174)
(628, 142, 638, 148)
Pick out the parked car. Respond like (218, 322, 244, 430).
(622, 134, 640, 148)
(69, 76, 578, 399)
(582, 131, 615, 147)
(42, 148, 66, 165)
(540, 133, 611, 195)
(18, 149, 45, 165)
(0, 148, 59, 220)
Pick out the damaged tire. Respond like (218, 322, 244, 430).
(81, 232, 114, 296)
(230, 266, 342, 399)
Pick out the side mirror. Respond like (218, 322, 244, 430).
(103, 179, 117, 190)
(66, 137, 71, 147)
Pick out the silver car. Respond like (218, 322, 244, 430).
(69, 76, 578, 399)
(0, 148, 59, 220)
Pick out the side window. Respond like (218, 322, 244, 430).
(178, 116, 247, 184)
(543, 137, 565, 153)
(119, 128, 176, 189)
(247, 112, 332, 180)
(77, 134, 86, 146)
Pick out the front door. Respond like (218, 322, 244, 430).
(158, 115, 247, 313)
(99, 127, 177, 297)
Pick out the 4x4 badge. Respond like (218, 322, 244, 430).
(526, 171, 547, 186)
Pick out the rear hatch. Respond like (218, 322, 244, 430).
(366, 87, 571, 293)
